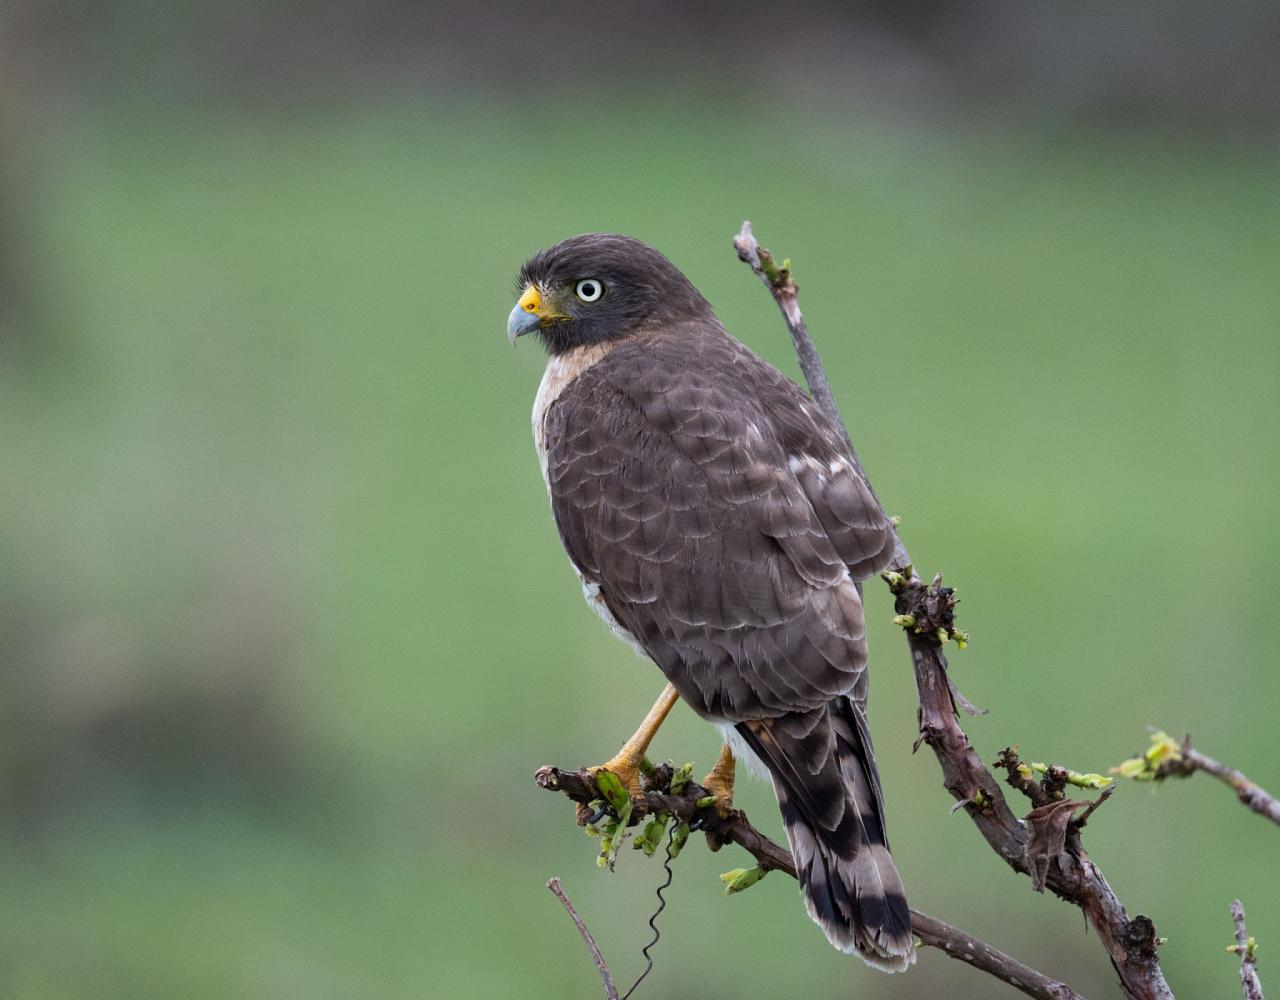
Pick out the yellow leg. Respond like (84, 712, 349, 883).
(589, 682, 680, 798)
(702, 742, 736, 816)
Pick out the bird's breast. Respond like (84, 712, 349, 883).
(530, 342, 617, 493)
(530, 340, 647, 658)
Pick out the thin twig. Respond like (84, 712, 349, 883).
(733, 222, 853, 462)
(1230, 900, 1265, 1000)
(547, 877, 620, 1000)
(1180, 741, 1280, 828)
(733, 220, 1172, 999)
(1113, 730, 1279, 829)
(910, 910, 1085, 1000)
(535, 766, 1084, 1000)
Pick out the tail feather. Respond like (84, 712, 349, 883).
(738, 698, 914, 972)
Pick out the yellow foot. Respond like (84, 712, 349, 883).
(576, 755, 646, 826)
(588, 753, 646, 798)
(581, 681, 680, 824)
(576, 683, 681, 825)
(701, 744, 737, 817)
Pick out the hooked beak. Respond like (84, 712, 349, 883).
(507, 302, 541, 345)
(507, 284, 564, 345)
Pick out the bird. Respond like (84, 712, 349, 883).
(508, 233, 914, 972)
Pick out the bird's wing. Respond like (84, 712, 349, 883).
(542, 325, 892, 720)
(729, 337, 898, 582)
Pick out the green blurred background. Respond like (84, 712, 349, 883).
(2, 3, 1278, 997)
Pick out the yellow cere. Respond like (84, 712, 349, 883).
(518, 285, 543, 314)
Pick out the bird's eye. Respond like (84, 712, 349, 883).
(574, 279, 604, 302)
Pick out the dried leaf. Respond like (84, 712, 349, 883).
(1024, 798, 1089, 892)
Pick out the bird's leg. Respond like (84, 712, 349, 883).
(702, 742, 736, 817)
(588, 682, 679, 800)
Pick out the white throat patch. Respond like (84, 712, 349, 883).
(531, 341, 617, 492)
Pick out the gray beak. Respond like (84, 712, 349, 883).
(507, 303, 541, 345)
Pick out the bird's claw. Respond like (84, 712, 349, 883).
(700, 779, 735, 818)
(701, 746, 737, 818)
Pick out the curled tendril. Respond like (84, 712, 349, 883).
(621, 822, 678, 999)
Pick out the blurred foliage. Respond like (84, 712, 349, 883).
(1, 8, 1279, 996)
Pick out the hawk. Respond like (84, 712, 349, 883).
(509, 234, 913, 972)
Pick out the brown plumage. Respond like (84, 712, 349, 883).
(511, 234, 913, 971)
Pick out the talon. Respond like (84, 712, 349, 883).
(701, 743, 737, 817)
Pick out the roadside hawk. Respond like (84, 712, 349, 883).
(509, 234, 913, 971)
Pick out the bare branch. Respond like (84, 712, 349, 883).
(733, 221, 852, 462)
(1115, 732, 1280, 829)
(1230, 900, 1264, 1000)
(909, 910, 1085, 1000)
(733, 222, 1173, 999)
(547, 877, 620, 1000)
(535, 765, 1085, 1000)
(1188, 744, 1280, 826)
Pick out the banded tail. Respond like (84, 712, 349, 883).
(738, 698, 914, 972)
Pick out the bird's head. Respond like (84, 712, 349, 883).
(508, 234, 713, 354)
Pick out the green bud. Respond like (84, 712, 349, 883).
(892, 614, 916, 629)
(1144, 732, 1182, 767)
(1066, 771, 1114, 790)
(1029, 760, 1115, 789)
(596, 815, 618, 837)
(1110, 731, 1183, 782)
(668, 822, 690, 858)
(881, 570, 906, 591)
(634, 815, 667, 856)
(1110, 755, 1149, 779)
(670, 762, 694, 796)
(614, 798, 632, 832)
(720, 866, 767, 894)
